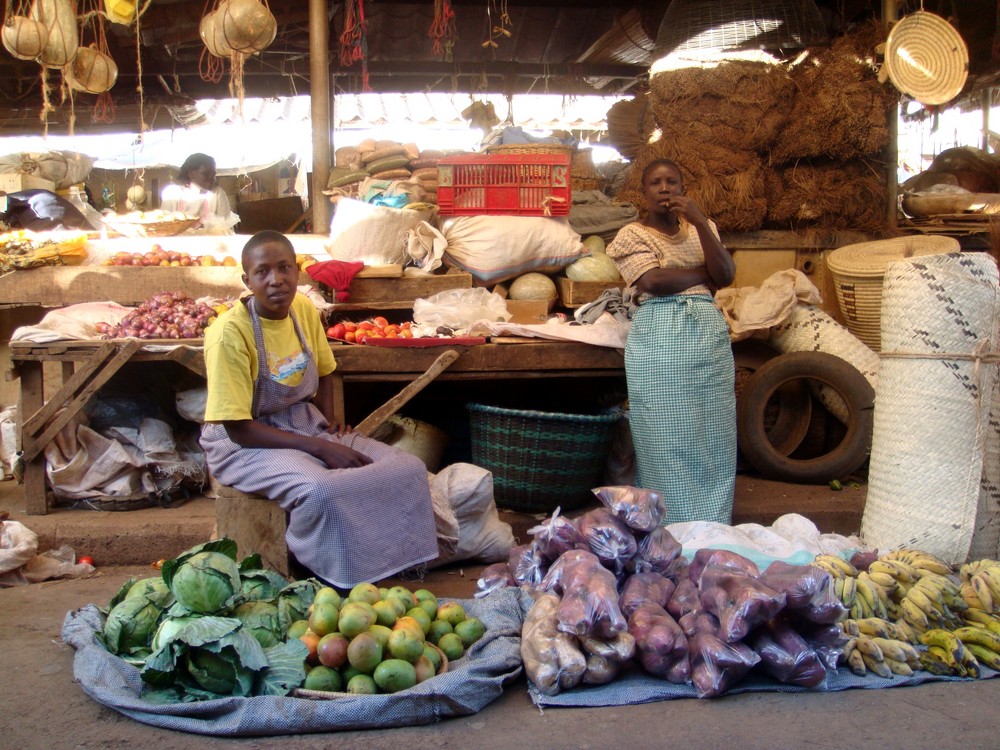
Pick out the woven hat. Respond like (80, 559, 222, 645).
(884, 11, 968, 106)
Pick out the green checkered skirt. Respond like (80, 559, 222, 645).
(625, 294, 735, 524)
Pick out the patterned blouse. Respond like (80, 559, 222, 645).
(606, 219, 721, 301)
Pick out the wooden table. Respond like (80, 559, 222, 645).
(8, 338, 624, 514)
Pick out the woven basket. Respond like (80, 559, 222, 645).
(105, 217, 199, 238)
(486, 143, 575, 157)
(825, 235, 959, 351)
(861, 252, 1000, 564)
(467, 403, 619, 512)
(571, 176, 605, 192)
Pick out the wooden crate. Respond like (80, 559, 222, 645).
(328, 269, 473, 309)
(556, 276, 625, 308)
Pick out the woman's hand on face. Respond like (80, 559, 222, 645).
(314, 440, 373, 469)
(667, 195, 708, 226)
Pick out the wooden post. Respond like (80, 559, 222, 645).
(883, 0, 898, 230)
(310, 0, 331, 233)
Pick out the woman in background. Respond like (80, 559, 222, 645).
(160, 153, 238, 233)
(606, 158, 737, 525)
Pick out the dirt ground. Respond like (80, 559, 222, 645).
(2, 478, 999, 749)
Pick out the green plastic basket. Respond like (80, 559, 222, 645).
(467, 402, 620, 513)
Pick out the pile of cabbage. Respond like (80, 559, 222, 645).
(99, 539, 319, 703)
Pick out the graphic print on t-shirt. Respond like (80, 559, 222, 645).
(268, 347, 309, 385)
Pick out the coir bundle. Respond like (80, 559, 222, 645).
(615, 139, 767, 232)
(770, 20, 897, 163)
(764, 159, 889, 232)
(650, 62, 792, 152)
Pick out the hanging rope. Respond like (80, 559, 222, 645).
(339, 0, 370, 91)
(93, 91, 116, 123)
(429, 0, 456, 60)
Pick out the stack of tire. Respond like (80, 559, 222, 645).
(733, 340, 874, 485)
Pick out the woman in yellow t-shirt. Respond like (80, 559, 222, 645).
(200, 230, 438, 587)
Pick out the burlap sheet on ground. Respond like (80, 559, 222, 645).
(62, 589, 524, 737)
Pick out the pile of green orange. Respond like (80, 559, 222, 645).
(291, 582, 485, 694)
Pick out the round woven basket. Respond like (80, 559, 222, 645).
(825, 235, 959, 351)
(485, 143, 575, 157)
(861, 252, 1000, 564)
(105, 217, 199, 238)
(884, 10, 969, 106)
(467, 403, 619, 513)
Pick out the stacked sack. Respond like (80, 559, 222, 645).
(326, 139, 451, 206)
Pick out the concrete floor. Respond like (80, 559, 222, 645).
(2, 477, 999, 748)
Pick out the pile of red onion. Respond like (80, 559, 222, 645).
(96, 291, 218, 340)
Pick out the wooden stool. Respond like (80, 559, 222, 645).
(212, 477, 291, 577)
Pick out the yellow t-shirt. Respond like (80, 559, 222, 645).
(203, 293, 336, 422)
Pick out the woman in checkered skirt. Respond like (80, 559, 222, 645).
(606, 159, 737, 524)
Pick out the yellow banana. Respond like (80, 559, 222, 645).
(894, 640, 922, 665)
(855, 617, 892, 638)
(855, 634, 884, 662)
(961, 580, 986, 611)
(964, 643, 1000, 671)
(962, 609, 1000, 634)
(833, 576, 845, 601)
(841, 619, 860, 637)
(908, 551, 953, 576)
(814, 554, 858, 578)
(971, 574, 995, 613)
(905, 588, 942, 624)
(953, 626, 1000, 653)
(977, 567, 1000, 603)
(927, 644, 962, 672)
(920, 650, 957, 676)
(847, 647, 867, 676)
(879, 559, 919, 584)
(912, 579, 949, 614)
(920, 628, 967, 666)
(870, 637, 908, 663)
(959, 649, 981, 679)
(866, 570, 898, 590)
(861, 651, 892, 678)
(900, 598, 930, 632)
(883, 657, 914, 677)
(841, 576, 858, 608)
(854, 575, 877, 611)
(892, 618, 918, 644)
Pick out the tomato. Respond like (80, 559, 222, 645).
(373, 316, 389, 329)
(78, 555, 95, 566)
(357, 321, 374, 332)
(328, 323, 347, 340)
(400, 329, 414, 338)
(344, 331, 357, 343)
(384, 324, 399, 335)
(343, 321, 358, 333)
(355, 333, 368, 344)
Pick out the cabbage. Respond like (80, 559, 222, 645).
(582, 235, 606, 254)
(142, 614, 307, 701)
(233, 601, 283, 647)
(103, 596, 169, 657)
(509, 272, 557, 300)
(239, 568, 290, 602)
(161, 540, 242, 614)
(125, 576, 175, 607)
(565, 252, 621, 282)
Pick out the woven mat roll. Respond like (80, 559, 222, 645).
(769, 303, 880, 423)
(861, 253, 1000, 564)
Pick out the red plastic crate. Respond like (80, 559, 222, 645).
(436, 153, 571, 216)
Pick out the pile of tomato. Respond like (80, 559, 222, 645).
(326, 316, 415, 344)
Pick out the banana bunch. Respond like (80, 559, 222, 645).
(952, 622, 1000, 671)
(864, 557, 966, 635)
(919, 628, 982, 678)
(810, 554, 858, 580)
(842, 632, 921, 678)
(958, 559, 1000, 614)
(840, 616, 917, 645)
(813, 554, 894, 621)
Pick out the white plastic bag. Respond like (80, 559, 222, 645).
(413, 287, 511, 330)
(0, 406, 17, 479)
(0, 521, 94, 586)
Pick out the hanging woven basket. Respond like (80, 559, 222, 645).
(1, 15, 49, 61)
(64, 45, 118, 94)
(30, 0, 79, 68)
(200, 7, 234, 58)
(884, 11, 969, 106)
(220, 0, 276, 54)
